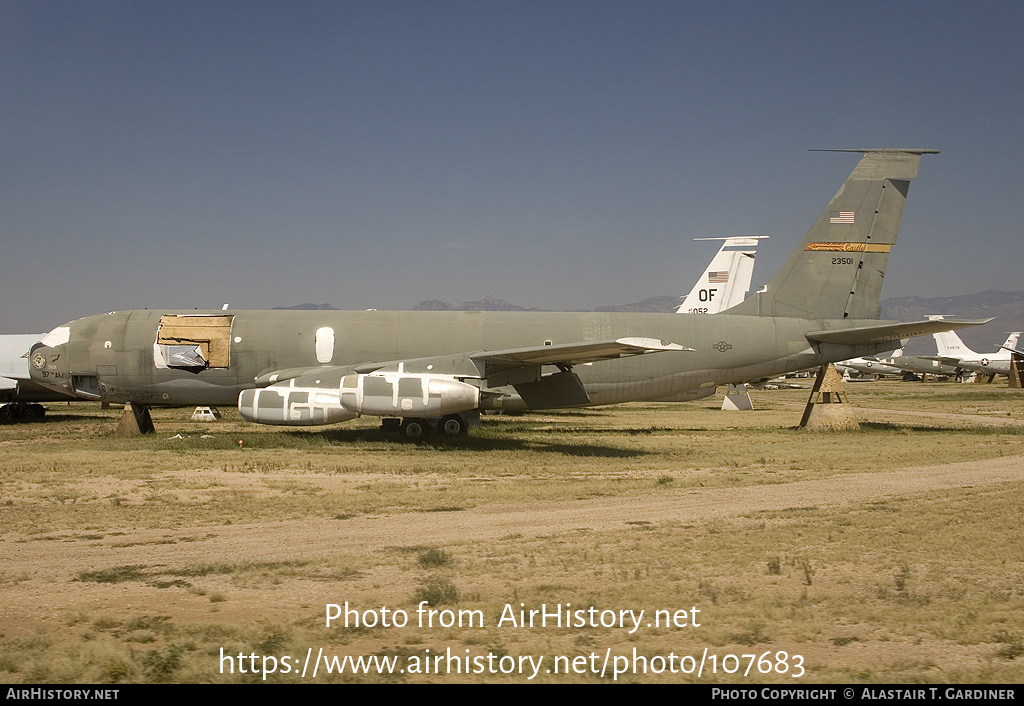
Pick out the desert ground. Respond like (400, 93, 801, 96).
(1, 379, 1023, 683)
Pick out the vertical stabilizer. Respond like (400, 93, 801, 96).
(726, 149, 938, 320)
(928, 315, 977, 357)
(676, 236, 766, 313)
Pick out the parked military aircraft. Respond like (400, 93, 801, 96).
(834, 350, 905, 378)
(864, 351, 960, 379)
(28, 148, 987, 436)
(9, 222, 758, 428)
(0, 333, 77, 420)
(925, 317, 1018, 377)
(676, 236, 767, 314)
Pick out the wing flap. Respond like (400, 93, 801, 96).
(472, 337, 691, 388)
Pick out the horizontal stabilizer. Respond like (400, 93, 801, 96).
(806, 319, 992, 346)
(809, 148, 940, 180)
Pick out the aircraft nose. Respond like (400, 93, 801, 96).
(28, 342, 73, 395)
(29, 342, 52, 374)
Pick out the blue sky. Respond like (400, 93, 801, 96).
(2, 0, 1021, 332)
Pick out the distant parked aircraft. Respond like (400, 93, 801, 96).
(924, 319, 1018, 377)
(0, 333, 77, 420)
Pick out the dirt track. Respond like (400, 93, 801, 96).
(6, 453, 1022, 578)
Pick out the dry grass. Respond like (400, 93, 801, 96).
(1, 381, 1023, 682)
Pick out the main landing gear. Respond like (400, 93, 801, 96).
(381, 412, 473, 439)
(0, 403, 46, 422)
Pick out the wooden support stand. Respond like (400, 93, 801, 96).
(798, 364, 859, 431)
(1010, 353, 1024, 389)
(116, 402, 155, 436)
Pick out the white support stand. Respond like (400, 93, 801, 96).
(721, 383, 754, 411)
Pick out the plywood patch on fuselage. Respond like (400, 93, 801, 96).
(156, 315, 234, 368)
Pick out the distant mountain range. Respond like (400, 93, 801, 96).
(277, 290, 1024, 354)
(410, 295, 546, 312)
(880, 290, 1024, 354)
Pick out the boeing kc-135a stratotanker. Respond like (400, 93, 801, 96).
(28, 149, 988, 436)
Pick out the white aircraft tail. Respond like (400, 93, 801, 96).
(927, 315, 977, 357)
(676, 236, 767, 314)
(1002, 332, 1021, 350)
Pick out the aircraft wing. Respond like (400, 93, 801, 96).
(465, 337, 692, 394)
(0, 334, 44, 381)
(254, 337, 691, 387)
(249, 337, 691, 413)
(470, 337, 691, 367)
(919, 356, 964, 367)
(806, 319, 992, 346)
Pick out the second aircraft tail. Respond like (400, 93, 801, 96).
(676, 236, 766, 314)
(928, 315, 979, 357)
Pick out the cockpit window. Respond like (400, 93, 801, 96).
(40, 326, 71, 348)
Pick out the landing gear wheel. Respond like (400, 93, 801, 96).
(22, 404, 45, 420)
(440, 414, 467, 436)
(400, 418, 428, 439)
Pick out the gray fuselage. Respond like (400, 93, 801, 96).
(30, 308, 892, 410)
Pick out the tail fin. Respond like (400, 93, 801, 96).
(1002, 332, 1021, 350)
(676, 236, 767, 314)
(726, 149, 939, 320)
(928, 315, 978, 356)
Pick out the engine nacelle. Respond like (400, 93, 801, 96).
(238, 372, 479, 426)
(338, 373, 479, 417)
(238, 386, 358, 426)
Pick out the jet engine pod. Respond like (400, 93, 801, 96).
(338, 373, 479, 417)
(238, 386, 359, 426)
